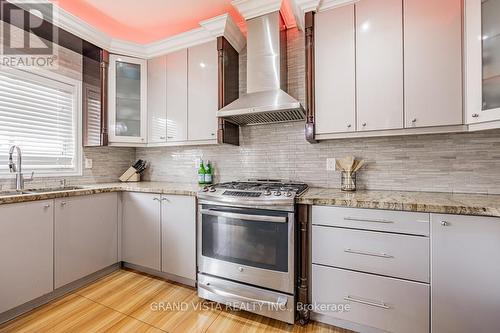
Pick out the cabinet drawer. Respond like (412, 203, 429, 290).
(312, 206, 429, 236)
(312, 265, 429, 333)
(312, 226, 429, 282)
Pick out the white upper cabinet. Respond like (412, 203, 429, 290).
(166, 49, 188, 142)
(109, 55, 148, 143)
(466, 0, 500, 126)
(315, 4, 356, 134)
(188, 40, 218, 142)
(356, 0, 403, 131)
(147, 55, 167, 143)
(404, 0, 463, 128)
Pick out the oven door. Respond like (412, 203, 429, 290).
(198, 204, 295, 294)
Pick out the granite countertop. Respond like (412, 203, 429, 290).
(2, 182, 500, 218)
(297, 187, 500, 218)
(0, 182, 202, 205)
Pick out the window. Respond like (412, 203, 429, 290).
(0, 68, 82, 176)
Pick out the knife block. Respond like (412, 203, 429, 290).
(119, 167, 141, 182)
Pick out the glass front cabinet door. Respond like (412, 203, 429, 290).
(466, 0, 500, 127)
(108, 55, 147, 143)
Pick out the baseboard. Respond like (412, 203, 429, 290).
(311, 311, 385, 333)
(0, 263, 120, 325)
(122, 262, 196, 287)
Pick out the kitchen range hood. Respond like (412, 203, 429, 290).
(217, 11, 305, 125)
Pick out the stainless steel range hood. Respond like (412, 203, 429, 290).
(217, 11, 305, 125)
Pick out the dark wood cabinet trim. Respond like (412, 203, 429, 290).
(100, 50, 109, 146)
(305, 11, 318, 144)
(297, 204, 310, 325)
(217, 36, 240, 146)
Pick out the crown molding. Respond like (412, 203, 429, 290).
(289, 0, 358, 29)
(318, 0, 360, 12)
(8, 0, 246, 59)
(231, 0, 282, 20)
(289, 0, 320, 30)
(280, 0, 297, 29)
(200, 13, 246, 53)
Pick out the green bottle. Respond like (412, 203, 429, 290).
(204, 161, 213, 184)
(198, 160, 206, 185)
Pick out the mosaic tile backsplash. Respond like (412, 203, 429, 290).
(137, 123, 500, 194)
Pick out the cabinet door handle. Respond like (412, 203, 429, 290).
(161, 197, 168, 202)
(167, 136, 174, 139)
(344, 248, 393, 259)
(344, 216, 394, 224)
(153, 197, 160, 201)
(440, 221, 449, 226)
(43, 204, 51, 208)
(344, 295, 390, 309)
(60, 201, 66, 206)
(159, 136, 166, 140)
(362, 123, 367, 127)
(472, 113, 479, 118)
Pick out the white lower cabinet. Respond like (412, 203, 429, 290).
(312, 205, 430, 332)
(312, 226, 429, 283)
(121, 192, 161, 271)
(431, 214, 500, 333)
(55, 193, 118, 288)
(121, 192, 196, 282)
(313, 265, 429, 333)
(0, 200, 53, 313)
(161, 195, 196, 280)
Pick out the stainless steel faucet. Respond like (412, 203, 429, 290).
(8, 145, 34, 191)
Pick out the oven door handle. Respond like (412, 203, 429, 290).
(200, 209, 287, 223)
(199, 282, 288, 307)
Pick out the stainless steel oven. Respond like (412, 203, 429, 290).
(198, 204, 295, 294)
(196, 180, 307, 324)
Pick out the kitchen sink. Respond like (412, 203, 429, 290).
(23, 186, 85, 194)
(0, 190, 33, 196)
(0, 186, 85, 197)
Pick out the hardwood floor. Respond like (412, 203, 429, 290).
(0, 269, 352, 333)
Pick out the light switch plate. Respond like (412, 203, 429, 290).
(326, 158, 336, 171)
(85, 158, 93, 169)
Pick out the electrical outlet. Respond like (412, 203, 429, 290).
(326, 158, 336, 171)
(84, 158, 93, 169)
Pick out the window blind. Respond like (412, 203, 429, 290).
(85, 87, 102, 146)
(0, 69, 79, 174)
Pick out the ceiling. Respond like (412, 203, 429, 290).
(49, 0, 246, 44)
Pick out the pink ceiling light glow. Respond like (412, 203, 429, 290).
(49, 0, 246, 44)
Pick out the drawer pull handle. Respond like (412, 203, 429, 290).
(344, 248, 393, 259)
(344, 295, 390, 309)
(344, 216, 394, 224)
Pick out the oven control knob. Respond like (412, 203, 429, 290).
(201, 187, 209, 192)
(209, 187, 216, 192)
(263, 189, 272, 196)
(238, 267, 244, 272)
(284, 191, 292, 197)
(274, 191, 281, 196)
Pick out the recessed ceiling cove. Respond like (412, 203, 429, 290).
(48, 0, 245, 44)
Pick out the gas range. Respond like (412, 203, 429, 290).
(197, 179, 308, 324)
(197, 180, 308, 210)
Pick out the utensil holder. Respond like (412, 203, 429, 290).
(341, 171, 356, 191)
